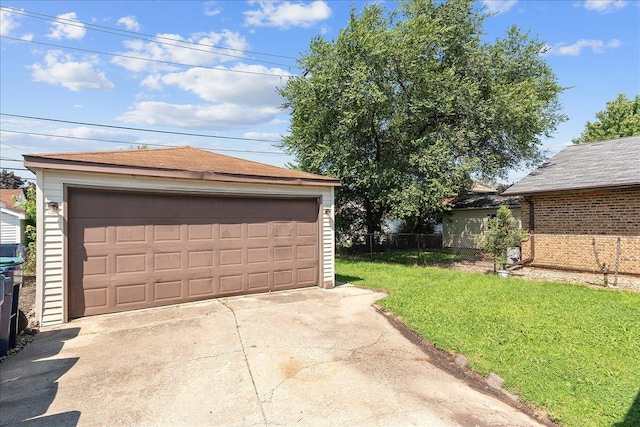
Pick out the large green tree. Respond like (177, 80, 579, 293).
(1, 169, 25, 189)
(572, 94, 640, 143)
(280, 0, 565, 235)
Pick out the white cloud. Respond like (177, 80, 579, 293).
(117, 15, 140, 32)
(156, 64, 289, 106)
(204, 2, 222, 17)
(47, 12, 86, 40)
(0, 9, 21, 36)
(545, 39, 621, 56)
(30, 50, 115, 91)
(584, 0, 626, 13)
(112, 30, 249, 73)
(117, 101, 280, 130)
(52, 127, 137, 143)
(244, 1, 331, 29)
(21, 33, 34, 41)
(481, 0, 518, 14)
(243, 132, 282, 141)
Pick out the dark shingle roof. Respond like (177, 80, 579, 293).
(503, 136, 640, 196)
(452, 193, 520, 210)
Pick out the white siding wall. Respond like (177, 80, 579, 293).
(1, 208, 24, 244)
(35, 169, 336, 326)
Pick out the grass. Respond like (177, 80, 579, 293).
(336, 257, 640, 427)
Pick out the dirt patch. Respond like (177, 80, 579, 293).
(447, 260, 640, 291)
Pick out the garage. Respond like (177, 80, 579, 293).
(24, 146, 340, 325)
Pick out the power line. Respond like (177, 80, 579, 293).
(1, 6, 297, 61)
(1, 129, 288, 156)
(2, 7, 296, 68)
(0, 36, 296, 78)
(0, 113, 285, 144)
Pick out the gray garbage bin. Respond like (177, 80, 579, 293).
(0, 262, 22, 357)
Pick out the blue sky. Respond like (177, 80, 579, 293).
(1, 0, 639, 184)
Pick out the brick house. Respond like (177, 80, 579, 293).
(502, 136, 640, 276)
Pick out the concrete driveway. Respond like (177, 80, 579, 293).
(1, 285, 546, 426)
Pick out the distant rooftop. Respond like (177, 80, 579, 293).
(0, 189, 25, 213)
(503, 136, 640, 196)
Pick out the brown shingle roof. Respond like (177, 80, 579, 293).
(0, 189, 25, 213)
(24, 146, 340, 186)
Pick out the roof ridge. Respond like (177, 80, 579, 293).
(25, 145, 192, 158)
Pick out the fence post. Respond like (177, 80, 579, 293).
(369, 233, 373, 259)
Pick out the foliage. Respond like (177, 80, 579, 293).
(1, 169, 25, 189)
(280, 0, 566, 236)
(16, 186, 37, 275)
(478, 205, 527, 270)
(336, 258, 640, 427)
(573, 94, 640, 143)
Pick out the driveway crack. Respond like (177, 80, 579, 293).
(221, 300, 268, 426)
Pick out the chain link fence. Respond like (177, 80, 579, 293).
(337, 233, 487, 263)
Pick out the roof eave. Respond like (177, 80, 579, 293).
(0, 206, 26, 219)
(503, 182, 640, 197)
(23, 156, 341, 187)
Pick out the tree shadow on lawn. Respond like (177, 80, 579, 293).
(336, 274, 363, 285)
(614, 388, 640, 427)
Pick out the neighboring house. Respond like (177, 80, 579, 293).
(0, 188, 26, 245)
(24, 146, 341, 326)
(503, 136, 640, 275)
(442, 185, 521, 248)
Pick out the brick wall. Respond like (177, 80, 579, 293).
(520, 187, 640, 275)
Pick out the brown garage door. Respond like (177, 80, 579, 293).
(68, 188, 319, 318)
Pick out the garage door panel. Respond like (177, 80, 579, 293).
(116, 283, 148, 305)
(248, 247, 269, 264)
(188, 278, 215, 297)
(154, 280, 183, 301)
(154, 252, 182, 271)
(69, 188, 319, 318)
(219, 275, 243, 293)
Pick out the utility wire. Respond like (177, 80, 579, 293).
(0, 113, 285, 144)
(0, 129, 288, 156)
(0, 35, 296, 78)
(1, 6, 297, 61)
(2, 7, 295, 68)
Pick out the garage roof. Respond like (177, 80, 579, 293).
(24, 146, 341, 186)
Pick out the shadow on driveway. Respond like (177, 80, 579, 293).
(1, 328, 81, 426)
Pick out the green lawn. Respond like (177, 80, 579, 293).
(336, 258, 640, 427)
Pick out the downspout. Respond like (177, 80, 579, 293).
(509, 198, 535, 268)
